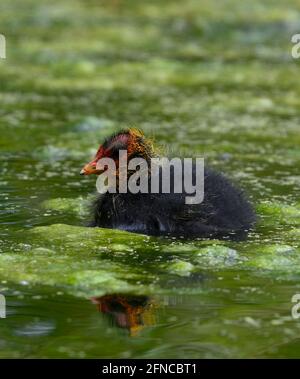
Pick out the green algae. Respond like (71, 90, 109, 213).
(0, 225, 155, 297)
(0, 252, 144, 298)
(194, 245, 242, 270)
(26, 224, 152, 264)
(165, 260, 195, 276)
(42, 197, 91, 218)
(245, 244, 300, 274)
(257, 201, 300, 226)
(289, 228, 300, 237)
(1, 221, 298, 299)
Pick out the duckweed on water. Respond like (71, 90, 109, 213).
(0, 225, 155, 297)
(42, 197, 91, 219)
(194, 246, 241, 269)
(0, 221, 299, 299)
(166, 260, 195, 277)
(257, 201, 300, 226)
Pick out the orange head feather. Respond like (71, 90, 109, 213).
(80, 128, 156, 175)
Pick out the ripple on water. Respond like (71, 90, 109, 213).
(14, 321, 56, 337)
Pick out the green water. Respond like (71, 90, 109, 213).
(0, 0, 300, 358)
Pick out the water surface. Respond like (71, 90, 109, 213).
(0, 0, 300, 358)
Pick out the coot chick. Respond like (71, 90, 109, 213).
(80, 128, 255, 239)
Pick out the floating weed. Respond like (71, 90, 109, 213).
(245, 243, 300, 277)
(194, 245, 242, 270)
(0, 252, 148, 298)
(42, 197, 92, 219)
(33, 145, 74, 162)
(257, 201, 300, 226)
(0, 224, 159, 297)
(289, 228, 300, 237)
(165, 260, 195, 277)
(73, 116, 115, 133)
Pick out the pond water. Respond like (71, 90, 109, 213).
(0, 0, 300, 358)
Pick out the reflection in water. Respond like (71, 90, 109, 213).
(91, 294, 158, 336)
